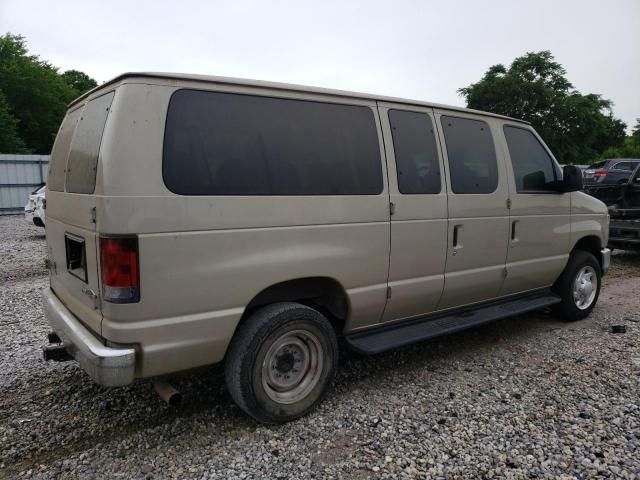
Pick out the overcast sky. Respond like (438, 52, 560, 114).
(1, 0, 639, 130)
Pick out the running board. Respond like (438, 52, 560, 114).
(345, 291, 561, 355)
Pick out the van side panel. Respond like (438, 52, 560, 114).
(97, 83, 391, 377)
(102, 224, 389, 376)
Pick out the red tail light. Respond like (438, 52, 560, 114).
(592, 170, 608, 183)
(100, 236, 139, 303)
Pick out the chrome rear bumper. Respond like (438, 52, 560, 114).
(42, 288, 135, 386)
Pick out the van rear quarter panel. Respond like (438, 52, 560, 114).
(97, 82, 390, 377)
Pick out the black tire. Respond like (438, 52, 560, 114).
(224, 302, 338, 424)
(552, 250, 602, 321)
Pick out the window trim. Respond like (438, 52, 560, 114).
(388, 108, 442, 195)
(440, 114, 499, 195)
(503, 124, 561, 195)
(161, 88, 386, 196)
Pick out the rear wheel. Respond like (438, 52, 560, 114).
(552, 250, 601, 321)
(225, 302, 338, 424)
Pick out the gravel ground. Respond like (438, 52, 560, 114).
(1, 214, 639, 479)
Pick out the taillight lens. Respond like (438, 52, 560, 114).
(100, 236, 139, 303)
(593, 170, 608, 182)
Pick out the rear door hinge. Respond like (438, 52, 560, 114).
(90, 207, 97, 224)
(386, 286, 392, 299)
(502, 267, 508, 278)
(506, 198, 512, 209)
(389, 202, 395, 216)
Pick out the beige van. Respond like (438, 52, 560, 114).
(42, 73, 610, 423)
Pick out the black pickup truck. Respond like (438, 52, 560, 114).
(584, 163, 640, 250)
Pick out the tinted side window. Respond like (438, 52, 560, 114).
(504, 126, 558, 193)
(163, 90, 383, 195)
(612, 162, 633, 171)
(388, 110, 441, 194)
(65, 92, 115, 194)
(441, 116, 498, 194)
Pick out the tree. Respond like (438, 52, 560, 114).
(600, 118, 640, 159)
(0, 89, 27, 153)
(459, 51, 626, 164)
(61, 69, 97, 95)
(0, 33, 98, 153)
(634, 119, 640, 140)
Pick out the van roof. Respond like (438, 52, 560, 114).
(72, 72, 529, 125)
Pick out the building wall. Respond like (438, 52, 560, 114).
(0, 154, 49, 212)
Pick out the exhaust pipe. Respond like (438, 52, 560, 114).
(153, 381, 182, 407)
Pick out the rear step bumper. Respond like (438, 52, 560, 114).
(42, 288, 135, 386)
(345, 290, 561, 355)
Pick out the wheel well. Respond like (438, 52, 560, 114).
(241, 277, 349, 335)
(572, 235, 602, 266)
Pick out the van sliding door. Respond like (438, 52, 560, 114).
(434, 111, 510, 309)
(378, 103, 448, 322)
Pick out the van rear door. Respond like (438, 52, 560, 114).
(46, 91, 115, 335)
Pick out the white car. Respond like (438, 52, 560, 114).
(24, 185, 46, 227)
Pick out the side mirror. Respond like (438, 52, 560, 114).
(560, 165, 583, 192)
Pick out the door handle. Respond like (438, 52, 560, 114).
(452, 224, 462, 255)
(511, 220, 519, 242)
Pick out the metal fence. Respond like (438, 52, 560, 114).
(0, 154, 50, 212)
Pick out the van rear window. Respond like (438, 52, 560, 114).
(48, 107, 82, 192)
(65, 92, 114, 194)
(163, 90, 383, 195)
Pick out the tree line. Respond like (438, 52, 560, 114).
(0, 35, 638, 163)
(459, 50, 639, 164)
(0, 33, 97, 154)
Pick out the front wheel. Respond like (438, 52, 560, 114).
(552, 250, 602, 321)
(225, 302, 338, 424)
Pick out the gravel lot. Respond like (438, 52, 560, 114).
(1, 214, 639, 479)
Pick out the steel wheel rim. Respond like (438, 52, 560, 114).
(573, 266, 597, 310)
(262, 329, 324, 405)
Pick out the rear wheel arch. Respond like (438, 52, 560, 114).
(239, 277, 350, 335)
